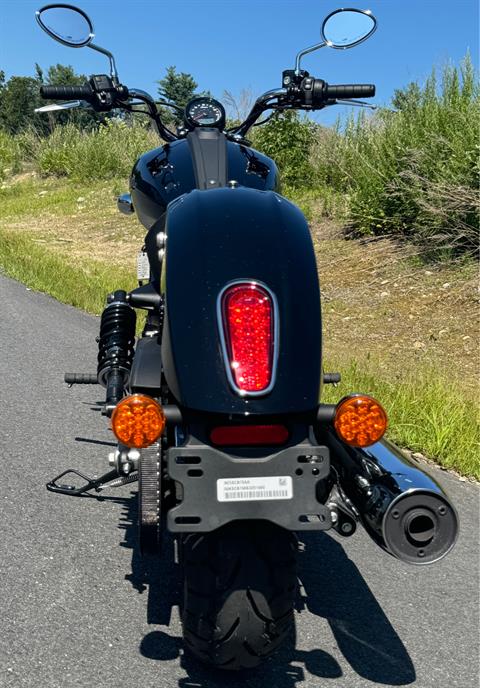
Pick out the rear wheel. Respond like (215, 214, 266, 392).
(181, 521, 297, 670)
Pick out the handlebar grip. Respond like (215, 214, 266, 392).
(324, 84, 376, 100)
(40, 84, 93, 101)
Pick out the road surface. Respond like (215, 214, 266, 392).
(0, 274, 478, 688)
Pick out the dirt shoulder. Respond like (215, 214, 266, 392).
(312, 222, 478, 397)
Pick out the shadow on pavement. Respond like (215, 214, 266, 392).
(298, 532, 415, 685)
(116, 492, 415, 687)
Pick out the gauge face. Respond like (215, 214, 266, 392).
(185, 98, 226, 129)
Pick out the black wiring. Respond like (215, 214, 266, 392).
(253, 111, 276, 127)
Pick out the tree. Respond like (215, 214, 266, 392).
(157, 65, 209, 126)
(0, 75, 46, 134)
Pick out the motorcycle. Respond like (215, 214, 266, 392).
(35, 4, 459, 670)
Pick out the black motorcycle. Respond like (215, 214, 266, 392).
(36, 4, 459, 670)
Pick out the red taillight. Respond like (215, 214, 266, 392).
(211, 424, 289, 446)
(220, 282, 276, 394)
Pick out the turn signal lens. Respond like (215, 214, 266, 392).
(334, 394, 387, 448)
(111, 394, 165, 448)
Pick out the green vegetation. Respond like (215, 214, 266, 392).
(35, 120, 158, 180)
(251, 111, 316, 188)
(0, 227, 136, 314)
(322, 361, 479, 479)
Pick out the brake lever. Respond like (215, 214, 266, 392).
(335, 99, 377, 110)
(34, 100, 91, 113)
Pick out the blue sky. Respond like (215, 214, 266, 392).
(1, 0, 478, 125)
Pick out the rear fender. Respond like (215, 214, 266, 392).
(162, 187, 321, 414)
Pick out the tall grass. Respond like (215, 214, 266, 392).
(0, 130, 22, 178)
(0, 120, 159, 182)
(310, 56, 480, 255)
(36, 120, 159, 180)
(322, 360, 479, 479)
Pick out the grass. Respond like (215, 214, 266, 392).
(0, 227, 137, 314)
(322, 360, 479, 479)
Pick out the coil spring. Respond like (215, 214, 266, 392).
(97, 290, 136, 386)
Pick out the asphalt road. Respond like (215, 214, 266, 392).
(0, 273, 478, 688)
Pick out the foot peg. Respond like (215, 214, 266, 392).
(64, 373, 99, 386)
(323, 372, 341, 384)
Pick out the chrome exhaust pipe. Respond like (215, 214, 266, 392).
(326, 434, 459, 565)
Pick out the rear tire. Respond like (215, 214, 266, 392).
(181, 521, 297, 670)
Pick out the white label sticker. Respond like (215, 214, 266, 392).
(217, 476, 293, 503)
(137, 251, 150, 281)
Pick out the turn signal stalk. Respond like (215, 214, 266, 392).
(111, 394, 166, 448)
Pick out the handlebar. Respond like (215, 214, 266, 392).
(39, 73, 376, 141)
(40, 84, 94, 101)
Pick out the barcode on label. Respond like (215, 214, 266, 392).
(223, 489, 289, 500)
(217, 476, 293, 502)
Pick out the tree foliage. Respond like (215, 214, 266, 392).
(0, 76, 45, 134)
(157, 65, 210, 126)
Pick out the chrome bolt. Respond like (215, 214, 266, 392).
(341, 522, 354, 534)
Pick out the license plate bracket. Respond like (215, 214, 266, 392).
(166, 443, 331, 532)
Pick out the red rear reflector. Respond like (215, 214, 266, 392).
(210, 425, 289, 446)
(220, 282, 276, 394)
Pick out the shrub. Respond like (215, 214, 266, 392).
(251, 110, 317, 188)
(310, 55, 480, 255)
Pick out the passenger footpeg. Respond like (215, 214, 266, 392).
(64, 373, 99, 386)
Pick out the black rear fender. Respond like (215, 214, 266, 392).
(162, 187, 321, 414)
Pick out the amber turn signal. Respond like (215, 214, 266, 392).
(111, 394, 166, 449)
(334, 394, 387, 448)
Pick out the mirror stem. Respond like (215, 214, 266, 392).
(89, 43, 119, 82)
(295, 41, 327, 75)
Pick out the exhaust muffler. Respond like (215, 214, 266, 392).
(327, 434, 459, 565)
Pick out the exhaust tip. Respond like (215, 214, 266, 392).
(405, 509, 436, 546)
(383, 491, 458, 565)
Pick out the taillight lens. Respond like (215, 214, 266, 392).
(111, 394, 166, 448)
(211, 424, 289, 446)
(220, 282, 276, 394)
(334, 394, 388, 447)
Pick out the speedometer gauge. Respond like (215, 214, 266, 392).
(185, 97, 226, 129)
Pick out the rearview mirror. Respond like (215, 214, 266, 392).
(35, 4, 94, 48)
(321, 8, 377, 50)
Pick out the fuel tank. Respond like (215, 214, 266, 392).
(130, 137, 279, 230)
(161, 187, 322, 414)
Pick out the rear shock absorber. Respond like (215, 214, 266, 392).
(97, 290, 136, 415)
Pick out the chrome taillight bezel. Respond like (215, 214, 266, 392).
(216, 279, 279, 397)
